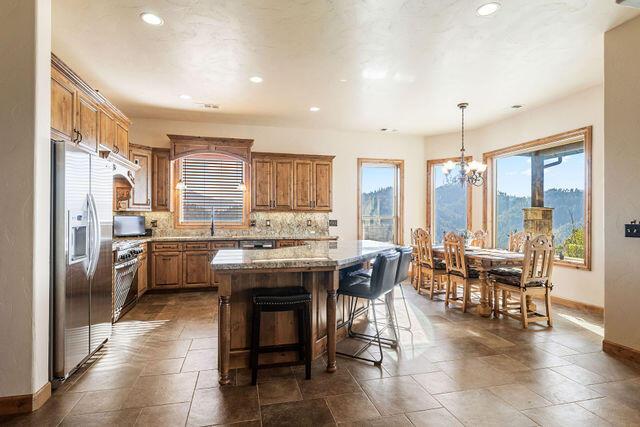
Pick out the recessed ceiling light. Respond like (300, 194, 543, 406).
(249, 76, 263, 83)
(309, 106, 320, 112)
(511, 104, 523, 109)
(476, 2, 501, 16)
(179, 94, 192, 100)
(140, 12, 164, 26)
(339, 78, 348, 83)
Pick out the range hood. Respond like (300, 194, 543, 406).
(100, 150, 140, 187)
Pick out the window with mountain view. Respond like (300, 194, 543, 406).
(494, 139, 587, 264)
(432, 163, 469, 243)
(358, 160, 403, 244)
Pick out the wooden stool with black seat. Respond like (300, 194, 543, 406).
(250, 286, 312, 385)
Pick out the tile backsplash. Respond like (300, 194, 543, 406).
(117, 211, 330, 238)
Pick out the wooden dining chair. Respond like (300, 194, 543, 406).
(443, 232, 482, 313)
(508, 230, 530, 253)
(415, 228, 447, 299)
(469, 230, 489, 248)
(490, 234, 555, 328)
(410, 229, 420, 289)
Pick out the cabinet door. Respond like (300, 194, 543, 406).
(152, 149, 171, 211)
(129, 147, 152, 210)
(313, 160, 332, 211)
(51, 68, 76, 141)
(210, 250, 218, 286)
(273, 159, 294, 210)
(252, 158, 273, 210)
(152, 252, 182, 287)
(293, 160, 313, 210)
(183, 251, 211, 287)
(99, 108, 116, 151)
(137, 253, 148, 296)
(115, 121, 129, 157)
(76, 92, 99, 153)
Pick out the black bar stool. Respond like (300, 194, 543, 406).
(250, 286, 312, 385)
(337, 250, 400, 365)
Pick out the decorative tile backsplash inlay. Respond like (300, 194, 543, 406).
(120, 211, 330, 238)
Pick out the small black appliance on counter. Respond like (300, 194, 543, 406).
(113, 215, 149, 237)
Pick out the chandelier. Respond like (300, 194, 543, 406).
(442, 103, 487, 187)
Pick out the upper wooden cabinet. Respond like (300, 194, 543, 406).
(51, 67, 76, 142)
(51, 54, 131, 158)
(129, 144, 152, 211)
(252, 152, 333, 212)
(152, 148, 171, 211)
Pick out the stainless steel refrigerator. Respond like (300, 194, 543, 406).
(51, 140, 113, 382)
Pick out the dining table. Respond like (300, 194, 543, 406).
(430, 246, 525, 317)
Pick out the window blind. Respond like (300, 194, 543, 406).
(180, 157, 244, 224)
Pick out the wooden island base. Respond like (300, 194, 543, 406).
(216, 268, 360, 385)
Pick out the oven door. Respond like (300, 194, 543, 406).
(113, 258, 139, 322)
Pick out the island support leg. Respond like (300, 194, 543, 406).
(218, 294, 231, 385)
(326, 271, 338, 373)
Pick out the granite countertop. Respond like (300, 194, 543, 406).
(112, 234, 338, 251)
(211, 240, 397, 270)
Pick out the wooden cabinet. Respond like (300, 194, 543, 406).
(152, 252, 182, 288)
(152, 148, 171, 211)
(99, 108, 116, 151)
(294, 160, 314, 210)
(137, 250, 148, 297)
(149, 240, 237, 289)
(114, 120, 129, 157)
(129, 145, 152, 211)
(274, 159, 294, 209)
(313, 160, 332, 211)
(183, 251, 211, 287)
(252, 153, 332, 212)
(276, 239, 302, 248)
(51, 67, 76, 141)
(75, 91, 99, 153)
(252, 157, 273, 210)
(51, 54, 131, 158)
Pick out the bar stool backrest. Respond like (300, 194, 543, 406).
(519, 234, 555, 288)
(369, 250, 400, 298)
(443, 231, 468, 278)
(394, 246, 413, 284)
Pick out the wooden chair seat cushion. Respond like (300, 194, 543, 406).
(490, 274, 547, 288)
(420, 259, 446, 270)
(450, 268, 480, 279)
(488, 267, 522, 277)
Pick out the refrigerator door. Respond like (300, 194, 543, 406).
(89, 156, 113, 353)
(53, 141, 91, 379)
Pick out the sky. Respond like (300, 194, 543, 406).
(361, 164, 396, 193)
(496, 152, 585, 197)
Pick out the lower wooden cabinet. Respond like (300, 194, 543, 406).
(183, 250, 211, 287)
(137, 251, 148, 296)
(151, 252, 182, 288)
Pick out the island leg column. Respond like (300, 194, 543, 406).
(326, 270, 338, 373)
(218, 274, 232, 385)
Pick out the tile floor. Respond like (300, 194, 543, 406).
(3, 286, 640, 426)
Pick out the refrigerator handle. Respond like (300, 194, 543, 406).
(87, 194, 101, 278)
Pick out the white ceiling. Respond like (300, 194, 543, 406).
(52, 0, 638, 136)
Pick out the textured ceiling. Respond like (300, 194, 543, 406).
(52, 0, 638, 135)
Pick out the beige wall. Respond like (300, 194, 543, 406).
(0, 0, 51, 397)
(604, 16, 640, 352)
(424, 86, 604, 308)
(129, 119, 426, 244)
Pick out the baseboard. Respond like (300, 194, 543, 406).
(0, 382, 51, 416)
(549, 295, 604, 315)
(603, 340, 640, 365)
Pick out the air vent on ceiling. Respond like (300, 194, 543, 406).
(616, 0, 640, 8)
(202, 104, 220, 109)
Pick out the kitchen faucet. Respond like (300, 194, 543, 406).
(210, 206, 215, 236)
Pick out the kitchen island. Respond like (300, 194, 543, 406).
(211, 239, 396, 385)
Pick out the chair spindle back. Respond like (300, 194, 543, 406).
(508, 230, 530, 253)
(443, 232, 468, 278)
(520, 234, 555, 288)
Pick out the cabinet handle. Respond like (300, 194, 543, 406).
(72, 129, 78, 143)
(113, 145, 119, 154)
(77, 131, 83, 144)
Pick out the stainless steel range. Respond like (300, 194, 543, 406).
(113, 245, 144, 322)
